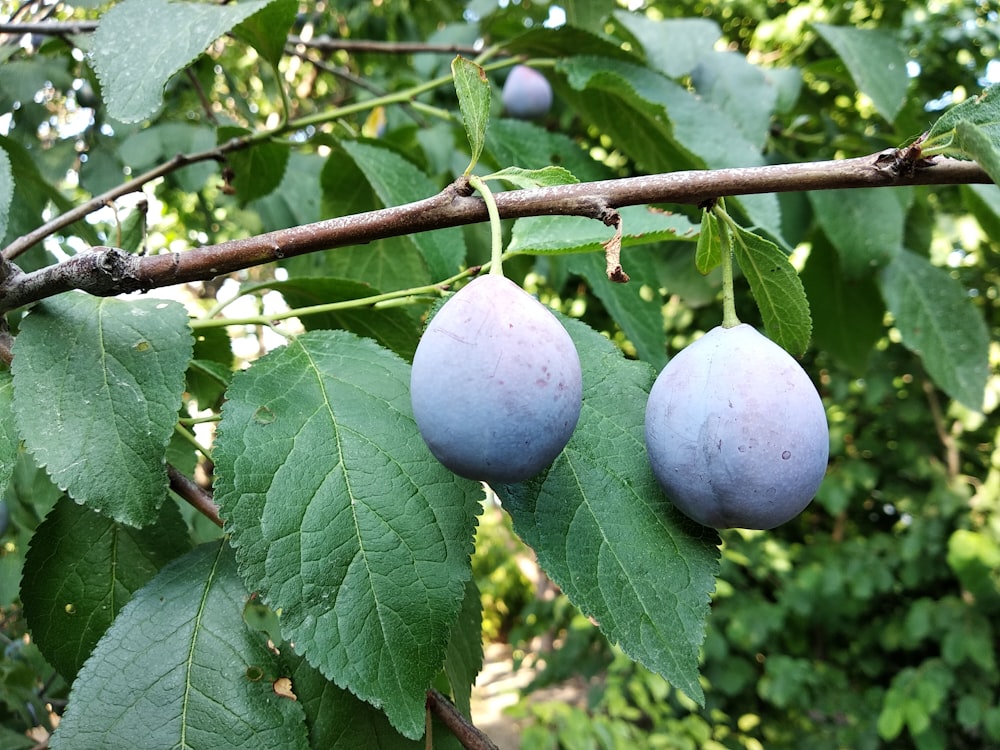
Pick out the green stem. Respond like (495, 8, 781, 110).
(713, 203, 741, 329)
(192, 267, 481, 330)
(468, 174, 504, 276)
(174, 422, 212, 461)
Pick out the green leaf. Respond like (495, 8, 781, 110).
(690, 51, 779, 149)
(557, 56, 783, 241)
(800, 238, 884, 374)
(612, 12, 721, 78)
(730, 224, 812, 356)
(809, 188, 905, 276)
(561, 0, 613, 32)
(507, 205, 697, 256)
(485, 119, 614, 182)
(234, 0, 297, 66)
(696, 210, 722, 274)
(485, 165, 580, 188)
(0, 372, 16, 492)
(0, 145, 11, 240)
(925, 84, 1000, 151)
(878, 249, 989, 409)
(214, 330, 479, 739)
(90, 0, 277, 123)
(953, 120, 1000, 186)
(266, 277, 422, 360)
(11, 296, 194, 527)
(962, 184, 1000, 241)
(21, 497, 191, 682)
(451, 56, 490, 172)
(341, 140, 466, 281)
(50, 541, 309, 750)
(566, 249, 669, 370)
(494, 317, 720, 706)
(252, 153, 324, 232)
(442, 578, 483, 719)
(813, 24, 909, 123)
(217, 126, 291, 205)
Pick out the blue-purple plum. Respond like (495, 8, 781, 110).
(410, 274, 582, 484)
(644, 324, 829, 530)
(501, 65, 553, 119)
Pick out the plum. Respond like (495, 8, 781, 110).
(644, 324, 829, 530)
(410, 274, 582, 484)
(501, 65, 553, 119)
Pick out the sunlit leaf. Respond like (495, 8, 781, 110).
(12, 296, 193, 526)
(214, 330, 479, 739)
(51, 541, 309, 749)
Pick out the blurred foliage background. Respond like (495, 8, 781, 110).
(1, 0, 999, 748)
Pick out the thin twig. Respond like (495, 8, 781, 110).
(426, 689, 499, 750)
(168, 465, 223, 528)
(291, 36, 482, 56)
(0, 20, 98, 36)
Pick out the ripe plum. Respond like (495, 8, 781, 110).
(411, 275, 582, 484)
(501, 65, 553, 119)
(644, 324, 829, 529)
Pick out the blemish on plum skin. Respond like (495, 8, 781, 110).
(781, 450, 791, 459)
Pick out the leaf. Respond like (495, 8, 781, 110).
(690, 51, 779, 150)
(953, 120, 1000, 186)
(451, 56, 490, 172)
(566, 249, 670, 370)
(947, 530, 1000, 612)
(962, 184, 1000, 241)
(809, 188, 905, 276)
(508, 205, 697, 256)
(0, 145, 11, 240)
(494, 317, 720, 706)
(696, 210, 722, 274)
(813, 24, 909, 123)
(612, 12, 721, 78)
(557, 56, 783, 241)
(233, 0, 297, 66)
(213, 330, 479, 739)
(730, 224, 812, 356)
(21, 497, 191, 682)
(442, 578, 483, 719)
(266, 277, 422, 360)
(485, 118, 614, 182)
(218, 126, 291, 205)
(252, 153, 324, 232)
(119, 122, 218, 194)
(561, 0, 612, 31)
(50, 541, 309, 750)
(878, 249, 990, 410)
(800, 238, 884, 374)
(90, 0, 277, 123)
(926, 84, 1000, 151)
(11, 296, 194, 527)
(486, 165, 580, 188)
(340, 140, 466, 281)
(0, 372, 16, 492)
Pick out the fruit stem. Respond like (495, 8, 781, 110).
(714, 203, 741, 329)
(468, 174, 505, 276)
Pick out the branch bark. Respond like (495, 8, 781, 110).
(0, 154, 992, 314)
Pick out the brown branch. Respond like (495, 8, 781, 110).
(0, 20, 98, 36)
(426, 689, 498, 750)
(0, 154, 992, 313)
(168, 465, 223, 528)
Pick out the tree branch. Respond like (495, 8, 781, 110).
(0, 154, 991, 314)
(0, 20, 99, 36)
(168, 465, 223, 528)
(426, 689, 499, 750)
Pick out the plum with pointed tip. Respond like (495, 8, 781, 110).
(501, 65, 553, 119)
(644, 324, 829, 529)
(410, 274, 582, 485)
